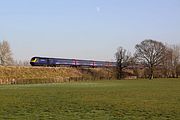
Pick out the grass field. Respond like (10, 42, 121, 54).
(0, 79, 180, 120)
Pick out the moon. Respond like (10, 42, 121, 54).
(96, 6, 100, 13)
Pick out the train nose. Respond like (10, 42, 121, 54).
(30, 58, 38, 66)
(30, 62, 35, 66)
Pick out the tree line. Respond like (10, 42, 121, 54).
(115, 39, 180, 79)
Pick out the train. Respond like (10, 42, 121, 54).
(30, 56, 116, 67)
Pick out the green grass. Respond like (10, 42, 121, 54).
(0, 79, 180, 120)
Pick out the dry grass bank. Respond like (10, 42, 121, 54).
(0, 66, 116, 84)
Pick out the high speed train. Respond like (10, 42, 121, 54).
(30, 57, 116, 67)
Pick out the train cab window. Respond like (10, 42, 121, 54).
(31, 57, 38, 62)
(31, 58, 36, 60)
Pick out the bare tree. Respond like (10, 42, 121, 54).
(0, 40, 13, 66)
(162, 47, 173, 78)
(14, 60, 30, 66)
(177, 64, 180, 77)
(135, 39, 166, 79)
(115, 46, 132, 79)
(171, 45, 180, 77)
(162, 44, 180, 78)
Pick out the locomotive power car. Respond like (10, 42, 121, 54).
(30, 57, 116, 67)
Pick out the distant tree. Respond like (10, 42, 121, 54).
(135, 39, 166, 79)
(130, 57, 141, 78)
(162, 47, 173, 78)
(177, 64, 180, 77)
(22, 60, 30, 66)
(171, 45, 180, 78)
(162, 44, 180, 78)
(0, 40, 13, 66)
(115, 46, 132, 79)
(14, 60, 30, 66)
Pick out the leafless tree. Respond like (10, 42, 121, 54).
(0, 40, 13, 66)
(14, 60, 30, 66)
(162, 44, 180, 78)
(135, 39, 166, 79)
(115, 46, 132, 79)
(177, 64, 180, 77)
(162, 47, 173, 78)
(160, 44, 180, 78)
(171, 45, 180, 77)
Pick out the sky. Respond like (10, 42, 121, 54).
(0, 0, 180, 61)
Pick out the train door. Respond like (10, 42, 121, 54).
(47, 58, 54, 66)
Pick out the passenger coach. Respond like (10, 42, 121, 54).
(30, 57, 116, 67)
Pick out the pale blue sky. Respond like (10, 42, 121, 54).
(0, 0, 180, 61)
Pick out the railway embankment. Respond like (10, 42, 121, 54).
(0, 66, 116, 84)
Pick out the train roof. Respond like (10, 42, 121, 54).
(31, 56, 116, 63)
